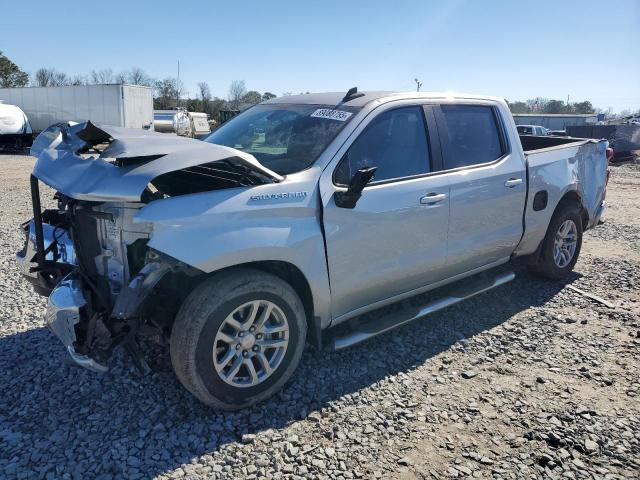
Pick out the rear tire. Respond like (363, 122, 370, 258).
(528, 203, 583, 279)
(170, 268, 307, 410)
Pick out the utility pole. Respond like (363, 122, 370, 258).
(414, 78, 422, 92)
(176, 60, 180, 108)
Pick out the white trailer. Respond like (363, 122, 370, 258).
(0, 84, 153, 132)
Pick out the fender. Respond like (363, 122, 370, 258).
(134, 171, 333, 328)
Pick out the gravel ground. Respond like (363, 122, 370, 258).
(0, 153, 638, 480)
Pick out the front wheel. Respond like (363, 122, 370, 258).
(170, 268, 307, 410)
(528, 203, 583, 279)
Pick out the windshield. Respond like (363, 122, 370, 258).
(204, 104, 361, 175)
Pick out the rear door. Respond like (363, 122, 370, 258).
(321, 104, 450, 321)
(433, 103, 526, 274)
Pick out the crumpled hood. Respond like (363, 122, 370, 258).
(31, 121, 283, 202)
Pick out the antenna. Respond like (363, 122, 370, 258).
(414, 78, 422, 92)
(176, 60, 180, 108)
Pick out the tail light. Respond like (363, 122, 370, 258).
(605, 147, 613, 188)
(606, 147, 614, 162)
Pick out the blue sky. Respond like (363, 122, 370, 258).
(3, 0, 639, 111)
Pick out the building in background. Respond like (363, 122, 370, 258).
(513, 113, 598, 130)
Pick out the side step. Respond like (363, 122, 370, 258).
(333, 271, 516, 350)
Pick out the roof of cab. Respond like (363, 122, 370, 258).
(262, 91, 506, 107)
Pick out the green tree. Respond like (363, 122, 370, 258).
(572, 101, 594, 114)
(153, 77, 184, 109)
(262, 92, 276, 101)
(542, 99, 566, 114)
(508, 101, 529, 114)
(0, 51, 28, 87)
(242, 90, 262, 105)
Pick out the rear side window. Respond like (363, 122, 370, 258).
(438, 105, 505, 169)
(334, 106, 430, 185)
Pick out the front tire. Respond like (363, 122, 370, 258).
(528, 203, 583, 279)
(170, 268, 307, 410)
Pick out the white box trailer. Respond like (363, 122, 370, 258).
(0, 84, 153, 132)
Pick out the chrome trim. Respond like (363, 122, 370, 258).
(45, 274, 86, 347)
(67, 346, 109, 373)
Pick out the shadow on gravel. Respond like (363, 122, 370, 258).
(0, 150, 31, 157)
(0, 267, 581, 478)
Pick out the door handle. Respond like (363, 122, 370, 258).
(420, 193, 447, 205)
(504, 178, 523, 188)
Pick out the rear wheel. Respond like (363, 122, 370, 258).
(170, 268, 307, 410)
(528, 203, 583, 279)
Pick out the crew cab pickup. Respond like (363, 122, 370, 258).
(17, 90, 609, 409)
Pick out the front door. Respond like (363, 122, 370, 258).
(322, 105, 450, 321)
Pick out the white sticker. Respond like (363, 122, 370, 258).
(310, 109, 353, 121)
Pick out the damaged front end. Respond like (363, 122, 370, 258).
(18, 121, 274, 372)
(17, 179, 182, 372)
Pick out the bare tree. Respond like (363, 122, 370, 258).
(90, 68, 114, 84)
(197, 82, 211, 112)
(228, 80, 247, 109)
(32, 68, 69, 86)
(70, 74, 88, 86)
(50, 71, 70, 86)
(115, 71, 128, 84)
(33, 68, 54, 86)
(128, 67, 152, 86)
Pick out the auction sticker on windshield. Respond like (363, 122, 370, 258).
(310, 109, 353, 121)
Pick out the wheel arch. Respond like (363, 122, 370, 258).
(159, 260, 324, 350)
(554, 189, 589, 230)
(529, 188, 586, 262)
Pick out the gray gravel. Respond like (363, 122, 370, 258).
(0, 154, 638, 479)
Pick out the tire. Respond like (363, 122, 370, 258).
(170, 268, 307, 410)
(528, 203, 583, 280)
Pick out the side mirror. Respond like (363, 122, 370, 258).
(334, 167, 377, 209)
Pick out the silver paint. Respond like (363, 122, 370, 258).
(27, 92, 609, 334)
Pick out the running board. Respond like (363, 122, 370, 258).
(333, 271, 516, 350)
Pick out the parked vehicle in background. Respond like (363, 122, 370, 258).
(548, 129, 569, 137)
(153, 109, 211, 138)
(18, 90, 609, 410)
(517, 124, 549, 136)
(0, 101, 32, 150)
(0, 84, 153, 133)
(188, 112, 211, 138)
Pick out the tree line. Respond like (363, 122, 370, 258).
(507, 97, 596, 115)
(0, 51, 276, 122)
(4, 50, 636, 120)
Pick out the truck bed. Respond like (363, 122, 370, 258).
(514, 135, 609, 257)
(519, 134, 592, 152)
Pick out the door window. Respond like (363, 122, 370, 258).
(334, 106, 430, 185)
(438, 105, 505, 170)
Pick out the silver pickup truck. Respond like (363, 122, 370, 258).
(17, 90, 609, 409)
